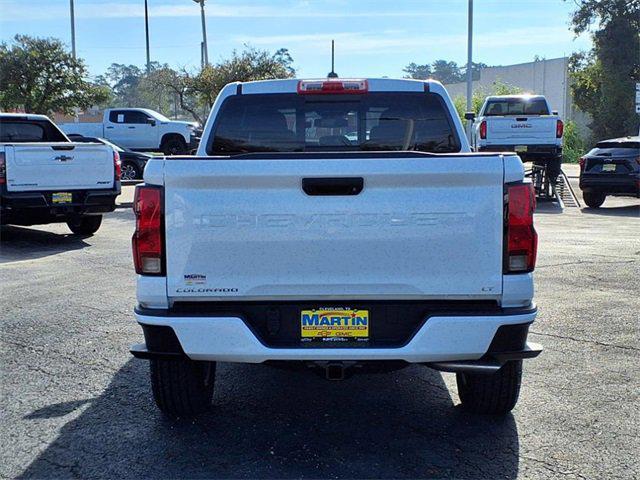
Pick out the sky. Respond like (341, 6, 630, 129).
(0, 0, 593, 79)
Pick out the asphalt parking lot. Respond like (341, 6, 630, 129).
(1, 170, 638, 479)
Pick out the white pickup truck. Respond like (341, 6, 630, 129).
(1, 113, 120, 235)
(471, 95, 563, 179)
(130, 78, 542, 417)
(60, 108, 201, 155)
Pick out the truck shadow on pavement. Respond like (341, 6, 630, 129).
(580, 204, 640, 218)
(0, 225, 90, 263)
(19, 360, 519, 479)
(20, 360, 519, 478)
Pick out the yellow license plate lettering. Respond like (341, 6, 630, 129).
(52, 192, 72, 204)
(301, 308, 369, 341)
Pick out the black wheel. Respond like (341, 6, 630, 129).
(66, 215, 102, 235)
(583, 191, 606, 209)
(150, 359, 215, 417)
(546, 156, 562, 185)
(161, 137, 187, 155)
(456, 360, 522, 414)
(120, 161, 141, 180)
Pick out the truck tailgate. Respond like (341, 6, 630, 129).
(487, 117, 556, 144)
(5, 143, 114, 192)
(164, 155, 505, 301)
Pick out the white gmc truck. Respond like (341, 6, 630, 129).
(471, 94, 564, 180)
(130, 78, 542, 417)
(60, 108, 202, 155)
(1, 113, 120, 235)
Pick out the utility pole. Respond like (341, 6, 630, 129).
(193, 0, 209, 67)
(144, 0, 151, 72)
(70, 0, 76, 58)
(466, 0, 473, 140)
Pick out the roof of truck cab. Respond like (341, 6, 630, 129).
(484, 95, 546, 100)
(0, 112, 52, 121)
(234, 78, 447, 95)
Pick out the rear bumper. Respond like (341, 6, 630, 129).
(579, 175, 640, 196)
(132, 304, 539, 364)
(1, 184, 120, 225)
(478, 144, 561, 160)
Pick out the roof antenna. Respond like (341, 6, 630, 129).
(327, 40, 338, 78)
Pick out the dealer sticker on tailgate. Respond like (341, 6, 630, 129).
(301, 308, 369, 343)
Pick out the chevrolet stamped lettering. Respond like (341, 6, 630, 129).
(195, 212, 466, 229)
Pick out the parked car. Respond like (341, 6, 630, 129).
(579, 136, 640, 208)
(130, 78, 542, 418)
(471, 94, 564, 180)
(67, 134, 151, 180)
(60, 108, 202, 155)
(0, 113, 120, 235)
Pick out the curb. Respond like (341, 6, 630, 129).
(116, 203, 133, 209)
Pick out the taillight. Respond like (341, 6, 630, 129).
(297, 79, 368, 94)
(479, 120, 487, 139)
(114, 150, 121, 181)
(132, 185, 164, 275)
(0, 152, 5, 184)
(579, 156, 586, 171)
(505, 183, 537, 273)
(556, 119, 564, 138)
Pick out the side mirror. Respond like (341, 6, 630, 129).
(464, 112, 476, 121)
(147, 118, 157, 127)
(552, 110, 558, 115)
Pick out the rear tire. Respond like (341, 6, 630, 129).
(161, 136, 188, 156)
(456, 360, 522, 415)
(120, 161, 142, 180)
(583, 191, 606, 208)
(150, 359, 215, 417)
(66, 215, 102, 235)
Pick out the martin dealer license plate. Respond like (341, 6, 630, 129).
(52, 192, 72, 204)
(300, 308, 369, 343)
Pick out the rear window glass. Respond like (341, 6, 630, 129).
(0, 120, 67, 143)
(483, 99, 549, 116)
(594, 142, 640, 151)
(207, 92, 461, 155)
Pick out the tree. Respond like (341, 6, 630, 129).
(403, 60, 488, 83)
(431, 60, 463, 84)
(403, 62, 432, 80)
(136, 47, 296, 123)
(142, 66, 203, 123)
(0, 35, 109, 114)
(566, 0, 640, 140)
(195, 46, 296, 107)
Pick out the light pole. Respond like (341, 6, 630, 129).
(144, 0, 151, 72)
(465, 0, 473, 140)
(193, 0, 209, 67)
(70, 0, 76, 58)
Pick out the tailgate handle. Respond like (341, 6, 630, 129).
(51, 145, 75, 151)
(302, 177, 364, 196)
(515, 117, 528, 121)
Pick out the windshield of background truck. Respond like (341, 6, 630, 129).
(484, 98, 550, 116)
(207, 92, 461, 155)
